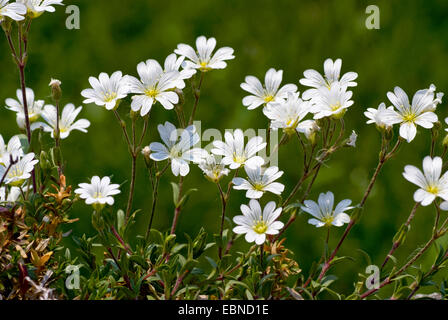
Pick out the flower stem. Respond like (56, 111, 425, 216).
(380, 202, 420, 270)
(217, 182, 227, 259)
(145, 162, 169, 241)
(170, 176, 184, 234)
(316, 139, 402, 282)
(360, 213, 448, 299)
(188, 72, 204, 125)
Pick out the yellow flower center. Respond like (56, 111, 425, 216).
(426, 185, 439, 194)
(252, 218, 268, 234)
(330, 103, 341, 111)
(144, 88, 159, 98)
(321, 215, 335, 227)
(402, 112, 417, 123)
(233, 153, 246, 164)
(93, 191, 103, 199)
(104, 92, 117, 102)
(199, 61, 211, 72)
(264, 95, 275, 103)
(7, 166, 25, 186)
(252, 183, 265, 191)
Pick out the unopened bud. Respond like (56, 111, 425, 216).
(174, 88, 184, 107)
(130, 109, 139, 120)
(141, 146, 151, 165)
(384, 126, 393, 141)
(442, 134, 448, 147)
(49, 78, 62, 102)
(1, 17, 12, 34)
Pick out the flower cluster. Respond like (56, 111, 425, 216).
(365, 85, 443, 142)
(3, 9, 448, 299)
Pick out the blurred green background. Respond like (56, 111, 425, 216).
(1, 0, 448, 294)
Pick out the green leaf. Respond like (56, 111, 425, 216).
(205, 256, 217, 269)
(177, 188, 198, 208)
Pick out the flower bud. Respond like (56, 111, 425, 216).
(130, 109, 139, 120)
(442, 134, 448, 147)
(384, 126, 394, 141)
(141, 146, 152, 166)
(49, 78, 62, 103)
(1, 17, 12, 34)
(174, 88, 185, 107)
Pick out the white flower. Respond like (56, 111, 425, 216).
(148, 122, 207, 177)
(75, 176, 120, 210)
(163, 53, 196, 89)
(403, 156, 448, 206)
(198, 152, 230, 183)
(31, 103, 90, 139)
(17, 0, 63, 18)
(233, 166, 284, 199)
(211, 129, 266, 170)
(0, 152, 38, 187)
(310, 82, 354, 120)
(347, 130, 357, 147)
(174, 35, 235, 72)
(5, 88, 44, 129)
(0, 186, 21, 203)
(81, 71, 129, 111)
(299, 58, 358, 100)
(301, 191, 352, 228)
(0, 0, 26, 21)
(233, 200, 283, 245)
(241, 68, 298, 110)
(127, 60, 180, 116)
(262, 92, 311, 133)
(0, 135, 23, 165)
(364, 102, 396, 129)
(385, 86, 441, 143)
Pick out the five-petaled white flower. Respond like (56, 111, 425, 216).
(0, 135, 23, 165)
(127, 59, 180, 116)
(403, 156, 448, 206)
(233, 199, 284, 245)
(163, 53, 196, 90)
(263, 92, 311, 134)
(299, 58, 358, 100)
(148, 122, 207, 177)
(0, 186, 21, 203)
(364, 102, 396, 129)
(198, 152, 230, 183)
(0, 0, 26, 21)
(301, 191, 353, 228)
(81, 71, 129, 111)
(5, 88, 44, 129)
(175, 35, 234, 72)
(0, 152, 38, 187)
(241, 68, 298, 110)
(75, 176, 121, 211)
(385, 86, 441, 143)
(17, 0, 63, 18)
(310, 82, 354, 120)
(31, 103, 90, 139)
(211, 129, 266, 170)
(232, 165, 284, 199)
